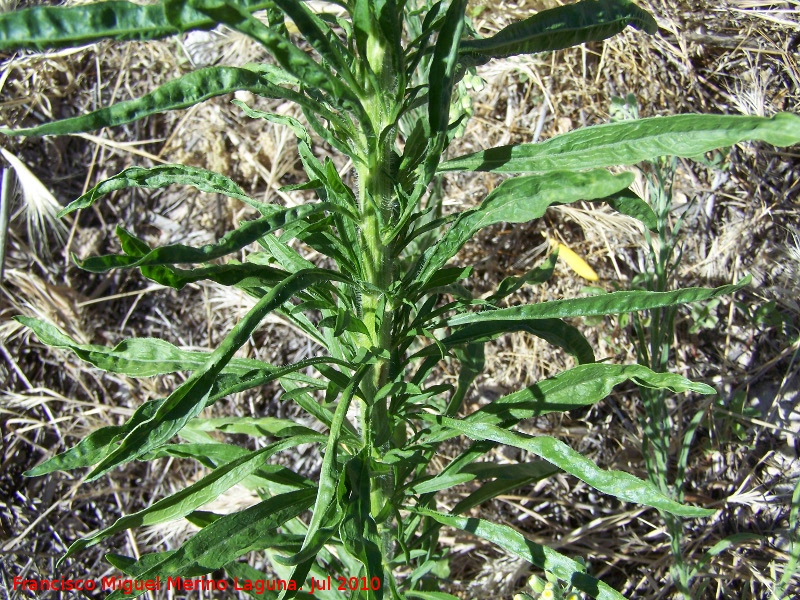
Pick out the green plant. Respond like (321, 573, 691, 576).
(620, 116, 795, 597)
(3, 1, 800, 598)
(624, 152, 702, 598)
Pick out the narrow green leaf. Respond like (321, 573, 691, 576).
(443, 276, 750, 326)
(488, 252, 557, 301)
(406, 592, 461, 600)
(409, 170, 633, 289)
(233, 99, 312, 146)
(105, 489, 316, 600)
(407, 317, 594, 376)
(338, 455, 384, 600)
(140, 261, 288, 291)
(445, 342, 485, 417)
(407, 473, 475, 495)
(15, 316, 200, 376)
(106, 551, 179, 577)
(22, 347, 336, 478)
(424, 361, 714, 450)
(450, 470, 558, 515)
(602, 188, 658, 232)
(461, 461, 565, 480)
(280, 368, 367, 566)
(24, 397, 161, 477)
(0, 66, 333, 137)
(425, 416, 714, 517)
(459, 0, 656, 62)
(184, 416, 318, 438)
(15, 316, 342, 379)
(0, 0, 271, 51)
(147, 445, 316, 495)
(440, 113, 800, 173)
(278, 379, 341, 432)
(85, 269, 351, 481)
(466, 363, 715, 427)
(143, 442, 249, 468)
(188, 0, 362, 117)
(61, 435, 323, 563)
(420, 266, 473, 292)
(271, 0, 361, 93)
(412, 508, 625, 600)
(441, 318, 595, 365)
(426, 0, 468, 172)
(260, 233, 317, 271)
(78, 203, 337, 272)
(58, 164, 266, 217)
(404, 0, 445, 78)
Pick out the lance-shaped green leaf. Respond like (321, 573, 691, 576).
(106, 551, 181, 577)
(78, 203, 336, 272)
(458, 0, 656, 64)
(338, 455, 384, 600)
(411, 508, 626, 600)
(233, 99, 312, 147)
(86, 269, 352, 481)
(440, 318, 595, 365)
(0, 66, 332, 137)
(406, 318, 593, 382)
(104, 489, 317, 600)
(140, 261, 288, 290)
(58, 164, 267, 217)
(408, 169, 633, 289)
(422, 361, 715, 449)
(422, 416, 714, 517)
(271, 0, 361, 93)
(446, 341, 484, 417)
(0, 0, 274, 51)
(280, 368, 367, 564)
(15, 316, 344, 379)
(440, 113, 800, 173)
(275, 368, 368, 600)
(466, 363, 715, 427)
(143, 442, 249, 467)
(24, 397, 161, 477)
(601, 188, 658, 232)
(60, 435, 323, 564)
(426, 0, 468, 172)
(21, 337, 341, 477)
(184, 416, 318, 438)
(188, 0, 362, 117)
(488, 252, 557, 301)
(147, 444, 316, 492)
(17, 316, 204, 376)
(450, 462, 560, 515)
(406, 472, 476, 495)
(442, 276, 751, 327)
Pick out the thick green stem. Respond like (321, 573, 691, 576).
(354, 31, 399, 564)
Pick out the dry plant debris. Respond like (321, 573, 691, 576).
(1, 0, 799, 599)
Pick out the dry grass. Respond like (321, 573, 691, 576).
(1, 0, 799, 599)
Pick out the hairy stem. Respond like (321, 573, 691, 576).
(355, 29, 400, 567)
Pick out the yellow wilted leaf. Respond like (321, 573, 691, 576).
(550, 237, 599, 281)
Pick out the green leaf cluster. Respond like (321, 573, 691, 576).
(3, 0, 799, 598)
